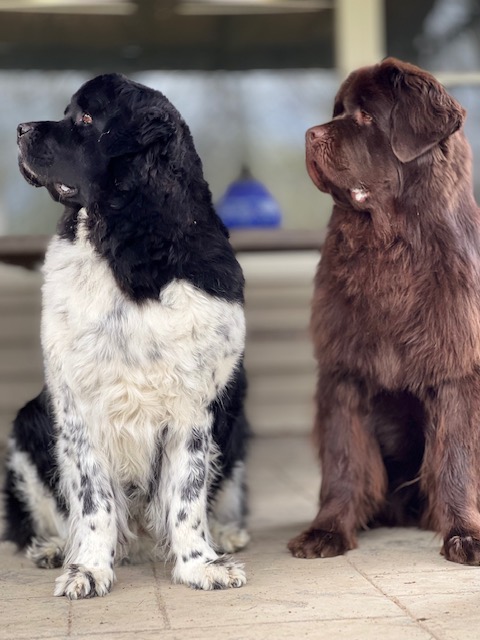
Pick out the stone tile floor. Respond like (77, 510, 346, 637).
(1, 435, 478, 640)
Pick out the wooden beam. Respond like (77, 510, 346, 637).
(0, 230, 325, 270)
(0, 10, 334, 70)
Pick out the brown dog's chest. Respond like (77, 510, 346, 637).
(313, 220, 480, 389)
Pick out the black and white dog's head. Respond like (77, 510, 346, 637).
(17, 73, 199, 211)
(17, 73, 241, 303)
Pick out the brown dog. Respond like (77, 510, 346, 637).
(288, 57, 480, 565)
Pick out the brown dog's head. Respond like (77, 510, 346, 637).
(306, 57, 466, 210)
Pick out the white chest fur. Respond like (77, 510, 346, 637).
(41, 214, 245, 487)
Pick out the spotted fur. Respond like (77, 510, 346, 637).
(4, 73, 249, 598)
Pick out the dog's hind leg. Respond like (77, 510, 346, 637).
(207, 364, 250, 554)
(288, 375, 387, 559)
(209, 461, 250, 553)
(3, 391, 68, 557)
(421, 377, 480, 565)
(4, 466, 66, 569)
(4, 460, 65, 568)
(4, 435, 68, 565)
(27, 536, 65, 568)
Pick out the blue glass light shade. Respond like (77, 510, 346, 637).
(216, 167, 282, 229)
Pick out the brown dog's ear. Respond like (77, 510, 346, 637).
(380, 58, 465, 163)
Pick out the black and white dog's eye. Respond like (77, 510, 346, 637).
(81, 113, 93, 125)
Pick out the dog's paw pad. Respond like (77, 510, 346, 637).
(288, 528, 353, 559)
(210, 521, 250, 553)
(54, 564, 114, 599)
(175, 556, 246, 590)
(27, 536, 65, 569)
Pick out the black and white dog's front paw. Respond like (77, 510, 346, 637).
(174, 556, 246, 590)
(54, 564, 115, 599)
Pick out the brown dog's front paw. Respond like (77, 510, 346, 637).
(442, 534, 480, 565)
(287, 528, 354, 559)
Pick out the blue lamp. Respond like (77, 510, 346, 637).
(216, 166, 282, 229)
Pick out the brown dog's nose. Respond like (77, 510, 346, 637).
(306, 126, 326, 143)
(17, 122, 34, 141)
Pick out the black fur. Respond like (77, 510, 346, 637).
(4, 390, 68, 547)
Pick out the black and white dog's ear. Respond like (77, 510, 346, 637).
(100, 107, 176, 158)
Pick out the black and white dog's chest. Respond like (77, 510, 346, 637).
(41, 216, 246, 487)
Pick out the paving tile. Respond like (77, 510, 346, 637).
(159, 558, 402, 630)
(0, 596, 69, 640)
(346, 528, 463, 576)
(70, 617, 435, 640)
(398, 592, 480, 640)
(68, 563, 168, 636)
(367, 566, 480, 597)
(0, 542, 30, 569)
(0, 557, 63, 601)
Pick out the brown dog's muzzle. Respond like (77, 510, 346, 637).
(305, 125, 330, 192)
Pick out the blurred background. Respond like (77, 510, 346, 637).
(1, 0, 480, 438)
(1, 0, 480, 234)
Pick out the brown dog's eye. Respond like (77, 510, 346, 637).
(360, 110, 373, 124)
(81, 113, 93, 125)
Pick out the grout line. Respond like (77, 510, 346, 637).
(67, 600, 73, 637)
(151, 561, 171, 630)
(346, 556, 442, 640)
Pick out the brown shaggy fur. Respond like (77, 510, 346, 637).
(288, 58, 480, 565)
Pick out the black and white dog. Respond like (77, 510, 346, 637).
(4, 74, 250, 598)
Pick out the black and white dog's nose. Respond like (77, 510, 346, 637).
(17, 122, 34, 141)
